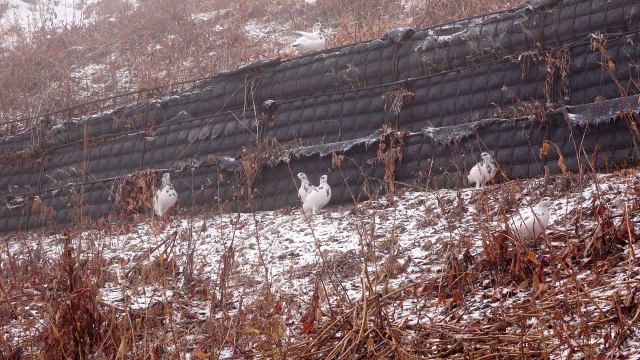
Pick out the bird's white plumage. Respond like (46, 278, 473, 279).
(293, 30, 320, 39)
(290, 23, 327, 53)
(154, 173, 178, 216)
(508, 199, 552, 240)
(468, 152, 497, 188)
(297, 172, 315, 202)
(303, 175, 331, 214)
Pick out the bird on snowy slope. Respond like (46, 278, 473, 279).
(508, 198, 552, 240)
(297, 172, 315, 202)
(468, 151, 498, 188)
(154, 173, 178, 217)
(303, 174, 331, 214)
(290, 23, 327, 53)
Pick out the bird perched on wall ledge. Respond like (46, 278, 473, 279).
(468, 151, 497, 188)
(297, 172, 315, 202)
(303, 175, 331, 214)
(154, 173, 178, 217)
(290, 23, 327, 54)
(508, 198, 552, 240)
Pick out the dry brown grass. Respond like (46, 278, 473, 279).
(0, 163, 638, 358)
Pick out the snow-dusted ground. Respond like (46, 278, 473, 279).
(1, 168, 639, 357)
(0, 0, 99, 31)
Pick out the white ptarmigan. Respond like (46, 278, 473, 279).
(297, 172, 315, 202)
(508, 198, 552, 240)
(303, 174, 331, 214)
(468, 152, 498, 188)
(154, 173, 178, 217)
(290, 23, 327, 54)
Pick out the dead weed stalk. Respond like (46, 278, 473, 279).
(375, 125, 407, 195)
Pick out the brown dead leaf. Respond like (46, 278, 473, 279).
(540, 140, 550, 158)
(594, 95, 606, 104)
(194, 350, 210, 360)
(302, 318, 314, 334)
(510, 245, 523, 277)
(31, 196, 42, 213)
(142, 194, 153, 208)
(533, 263, 545, 286)
(274, 300, 283, 315)
(527, 250, 539, 265)
(367, 337, 375, 354)
(301, 279, 322, 334)
(241, 327, 261, 335)
(558, 155, 567, 174)
(603, 331, 612, 346)
(272, 319, 286, 341)
(420, 283, 432, 295)
(452, 290, 464, 305)
(606, 58, 615, 70)
(331, 152, 344, 168)
(590, 144, 601, 168)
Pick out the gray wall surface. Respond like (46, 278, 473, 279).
(1, 0, 639, 232)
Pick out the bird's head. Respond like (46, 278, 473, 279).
(312, 23, 329, 39)
(537, 198, 552, 209)
(297, 172, 308, 181)
(480, 152, 494, 161)
(319, 174, 328, 184)
(161, 173, 172, 185)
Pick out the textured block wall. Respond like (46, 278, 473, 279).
(1, 0, 639, 232)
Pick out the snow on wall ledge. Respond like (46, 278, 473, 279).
(0, 99, 638, 233)
(560, 94, 640, 127)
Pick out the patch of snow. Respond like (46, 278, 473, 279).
(2, 168, 640, 356)
(71, 62, 106, 79)
(115, 67, 131, 88)
(191, 9, 229, 22)
(0, 0, 101, 31)
(244, 20, 272, 40)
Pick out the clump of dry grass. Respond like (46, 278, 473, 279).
(40, 231, 103, 359)
(382, 84, 415, 116)
(375, 124, 408, 194)
(111, 170, 158, 214)
(282, 169, 639, 359)
(0, 164, 638, 358)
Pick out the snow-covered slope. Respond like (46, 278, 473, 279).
(0, 0, 101, 31)
(0, 0, 519, 130)
(2, 169, 639, 357)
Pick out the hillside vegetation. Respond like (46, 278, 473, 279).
(0, 0, 520, 129)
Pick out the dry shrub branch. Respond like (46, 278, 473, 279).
(111, 170, 158, 213)
(382, 84, 415, 116)
(41, 231, 103, 359)
(375, 125, 407, 195)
